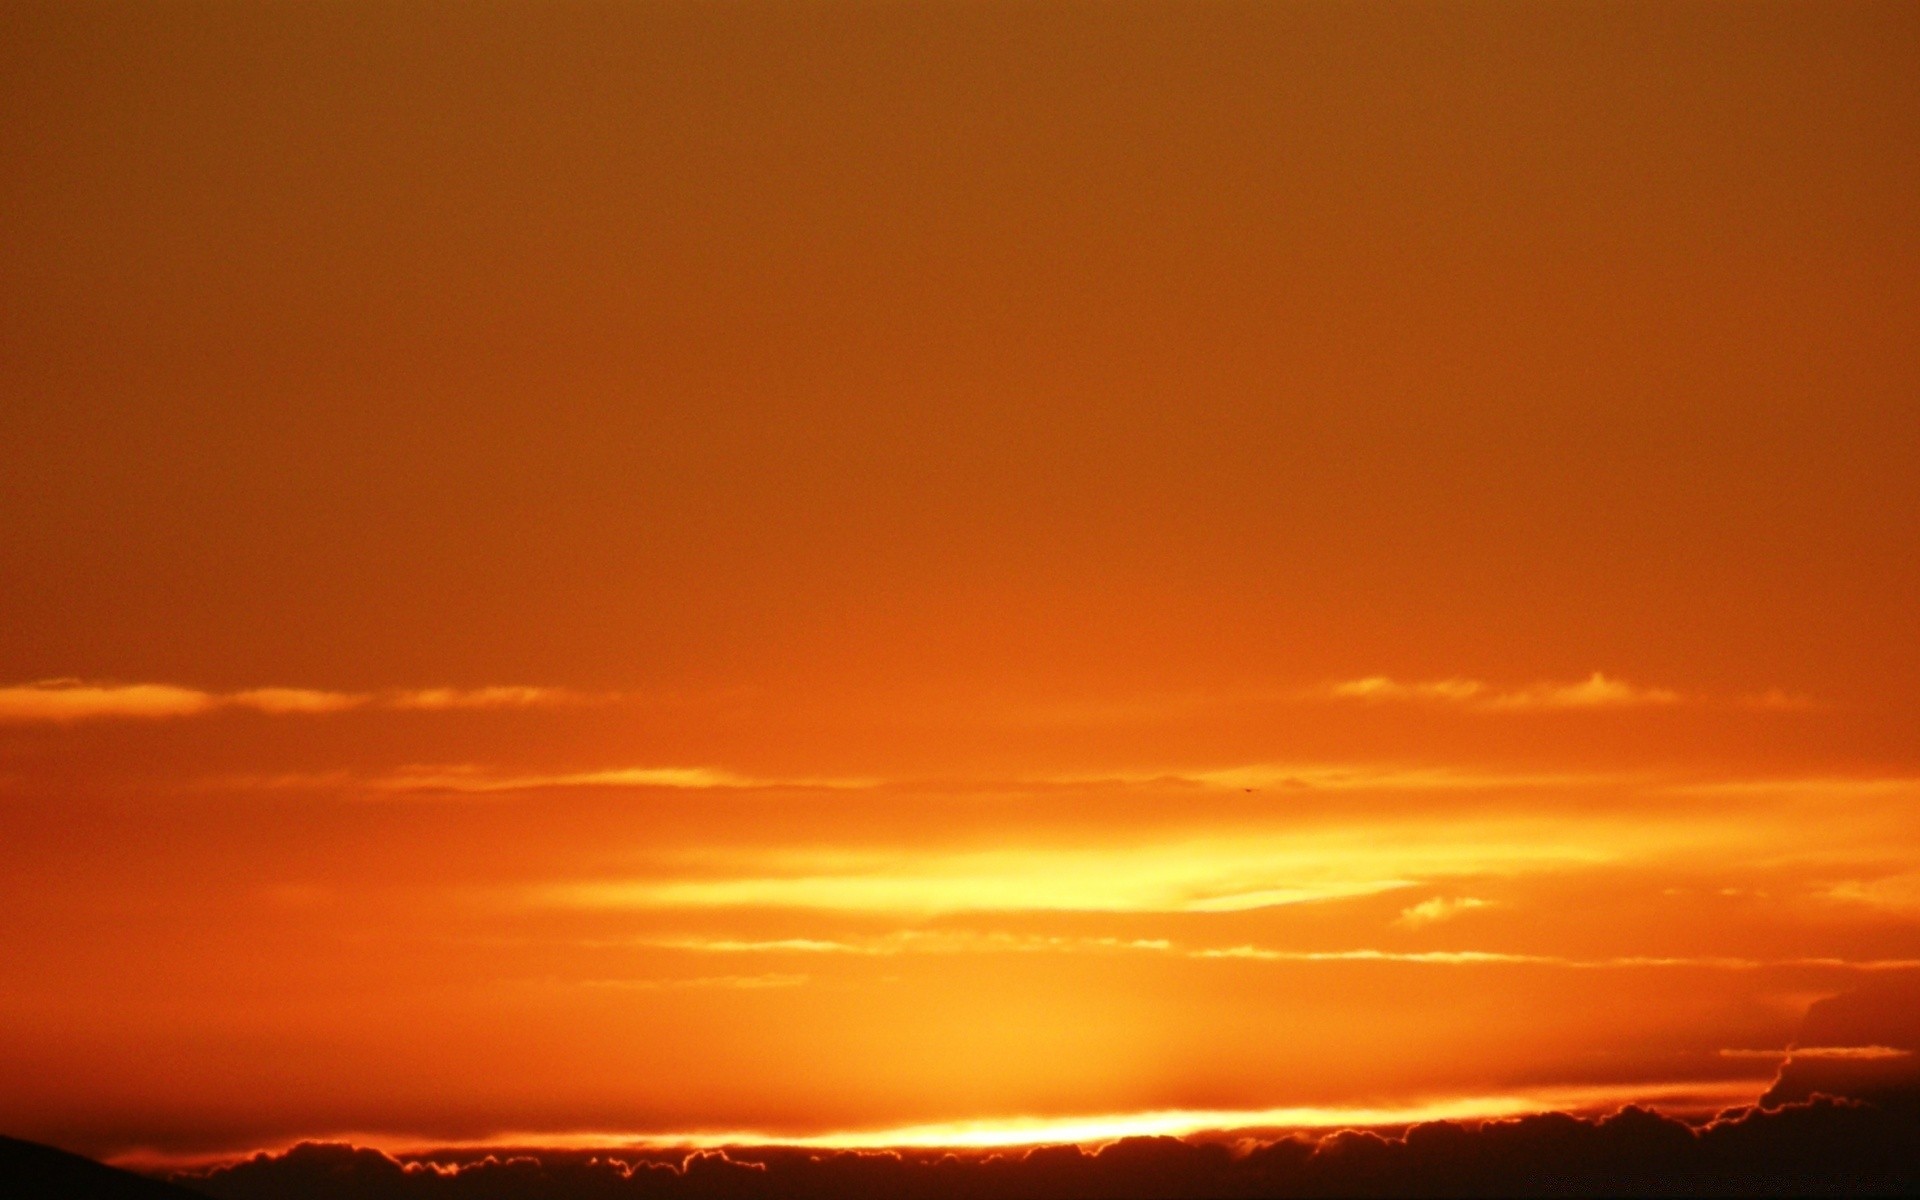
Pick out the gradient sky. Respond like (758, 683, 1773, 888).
(2, 0, 1918, 1165)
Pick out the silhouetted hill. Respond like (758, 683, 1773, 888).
(0, 1134, 206, 1199)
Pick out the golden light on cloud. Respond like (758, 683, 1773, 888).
(534, 823, 1626, 916)
(695, 1082, 1763, 1150)
(316, 1081, 1766, 1159)
(543, 867, 1418, 917)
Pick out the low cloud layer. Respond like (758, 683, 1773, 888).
(174, 1098, 1920, 1198)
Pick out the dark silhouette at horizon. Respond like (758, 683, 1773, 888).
(13, 1094, 1920, 1199)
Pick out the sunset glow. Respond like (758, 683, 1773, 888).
(2, 2, 1918, 1195)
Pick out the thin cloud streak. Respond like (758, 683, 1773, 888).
(631, 934, 1920, 973)
(0, 680, 224, 722)
(1194, 946, 1920, 971)
(1329, 672, 1683, 711)
(1179, 763, 1617, 792)
(1826, 873, 1920, 914)
(638, 933, 1179, 958)
(198, 764, 877, 795)
(1719, 1045, 1913, 1061)
(374, 765, 879, 794)
(536, 821, 1625, 916)
(378, 765, 754, 793)
(544, 874, 1417, 916)
(0, 679, 595, 723)
(1668, 777, 1920, 800)
(574, 973, 809, 991)
(384, 686, 583, 711)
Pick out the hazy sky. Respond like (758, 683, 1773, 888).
(2, 0, 1917, 1163)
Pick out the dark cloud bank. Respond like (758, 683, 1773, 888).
(165, 1097, 1920, 1199)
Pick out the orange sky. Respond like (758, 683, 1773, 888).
(2, 0, 1918, 1165)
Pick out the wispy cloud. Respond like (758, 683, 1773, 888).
(0, 680, 594, 724)
(1719, 1045, 1912, 1061)
(383, 687, 584, 712)
(574, 973, 809, 991)
(1182, 764, 1610, 792)
(1824, 872, 1920, 914)
(544, 861, 1419, 917)
(1328, 672, 1682, 711)
(620, 933, 1920, 973)
(202, 763, 859, 795)
(225, 687, 368, 714)
(0, 680, 375, 722)
(534, 828, 1609, 916)
(374, 764, 877, 794)
(644, 937, 879, 955)
(0, 680, 227, 722)
(376, 765, 756, 792)
(1395, 896, 1491, 928)
(1668, 778, 1920, 800)
(1330, 677, 1488, 703)
(642, 933, 1179, 958)
(1192, 946, 1920, 971)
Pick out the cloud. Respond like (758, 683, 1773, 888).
(226, 688, 366, 715)
(1763, 976, 1920, 1108)
(375, 765, 757, 792)
(532, 816, 1627, 917)
(1666, 777, 1920, 800)
(1181, 763, 1608, 792)
(1825, 872, 1920, 915)
(1395, 896, 1491, 927)
(534, 831, 1457, 916)
(1195, 946, 1545, 966)
(0, 680, 594, 724)
(1189, 946, 1920, 971)
(1330, 676, 1489, 703)
(639, 933, 1175, 957)
(366, 764, 879, 794)
(644, 937, 876, 955)
(383, 687, 586, 711)
(543, 872, 1416, 916)
(0, 680, 227, 722)
(173, 1097, 1920, 1199)
(1720, 1045, 1912, 1061)
(599, 934, 1920, 973)
(1480, 672, 1683, 711)
(1328, 672, 1682, 711)
(575, 973, 809, 991)
(205, 764, 838, 795)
